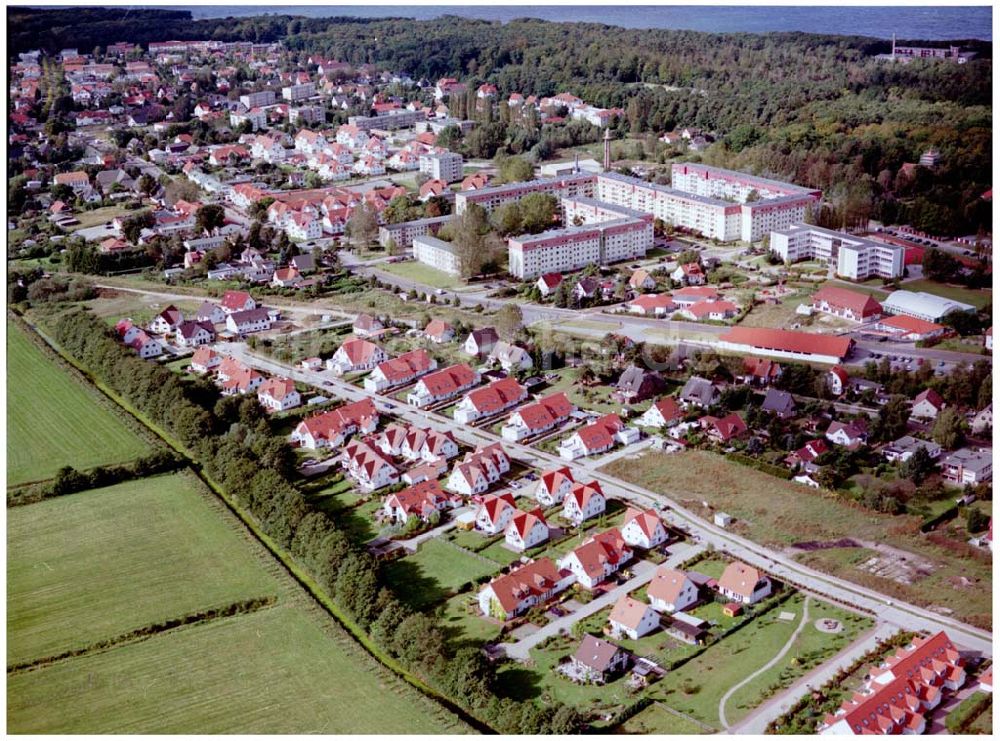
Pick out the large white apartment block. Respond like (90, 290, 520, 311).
(769, 224, 905, 280)
(239, 90, 276, 109)
(378, 215, 452, 250)
(455, 173, 595, 215)
(419, 152, 464, 183)
(412, 235, 461, 275)
(508, 217, 652, 279)
(347, 109, 427, 132)
(282, 82, 315, 102)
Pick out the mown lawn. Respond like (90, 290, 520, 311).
(617, 701, 712, 735)
(7, 472, 280, 667)
(437, 592, 503, 647)
(901, 279, 992, 309)
(7, 603, 465, 734)
(383, 538, 499, 610)
(601, 450, 993, 627)
(7, 319, 150, 486)
(377, 260, 464, 290)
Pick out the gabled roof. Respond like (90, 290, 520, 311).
(510, 392, 575, 431)
(718, 561, 764, 598)
(609, 595, 654, 630)
(374, 348, 435, 383)
(646, 397, 683, 424)
(508, 508, 548, 539)
(812, 285, 883, 317)
(647, 567, 694, 606)
(463, 377, 526, 414)
(914, 388, 944, 409)
(622, 507, 664, 540)
(417, 363, 478, 396)
(483, 557, 564, 613)
(258, 376, 297, 401)
(336, 338, 384, 365)
(572, 634, 625, 672)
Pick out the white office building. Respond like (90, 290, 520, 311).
(412, 235, 462, 276)
(769, 224, 905, 280)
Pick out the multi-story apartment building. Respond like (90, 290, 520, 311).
(419, 152, 464, 183)
(508, 217, 652, 279)
(378, 215, 452, 250)
(281, 82, 315, 102)
(769, 224, 905, 280)
(412, 235, 461, 275)
(455, 173, 596, 215)
(347, 109, 427, 132)
(239, 90, 276, 109)
(289, 105, 326, 125)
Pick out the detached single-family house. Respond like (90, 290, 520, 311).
(561, 480, 606, 526)
(221, 290, 257, 314)
(501, 392, 575, 442)
(504, 508, 550, 552)
(825, 419, 869, 449)
(621, 507, 669, 550)
(534, 467, 575, 506)
(226, 308, 272, 335)
(558, 528, 633, 589)
(717, 561, 772, 605)
(257, 377, 301, 412)
(477, 557, 574, 620)
(647, 567, 699, 614)
(489, 341, 534, 373)
(190, 346, 221, 374)
(326, 338, 389, 375)
(827, 365, 850, 396)
(475, 493, 517, 535)
(352, 313, 384, 338)
(609, 595, 660, 640)
(616, 365, 667, 403)
(638, 397, 684, 429)
(679, 376, 720, 408)
(882, 435, 942, 464)
(149, 304, 184, 334)
(569, 635, 630, 684)
(536, 272, 563, 297)
(175, 320, 215, 347)
(911, 389, 945, 420)
(195, 301, 227, 325)
(423, 319, 455, 344)
(558, 413, 638, 461)
(760, 388, 796, 419)
(464, 327, 499, 358)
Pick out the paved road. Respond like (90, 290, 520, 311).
(719, 597, 812, 729)
(503, 544, 704, 661)
(216, 342, 992, 659)
(727, 621, 898, 735)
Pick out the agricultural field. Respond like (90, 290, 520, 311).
(7, 602, 464, 734)
(7, 472, 280, 667)
(601, 450, 993, 627)
(7, 319, 150, 486)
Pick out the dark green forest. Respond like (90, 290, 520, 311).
(8, 7, 993, 233)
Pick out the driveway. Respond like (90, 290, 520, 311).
(503, 543, 704, 660)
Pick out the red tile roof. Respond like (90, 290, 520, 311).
(510, 392, 575, 432)
(417, 363, 478, 396)
(812, 285, 883, 318)
(721, 327, 853, 360)
(463, 377, 527, 414)
(483, 558, 565, 614)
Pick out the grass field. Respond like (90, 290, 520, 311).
(384, 538, 499, 610)
(7, 473, 280, 667)
(63, 205, 133, 232)
(377, 261, 464, 290)
(901, 279, 992, 309)
(617, 702, 712, 735)
(7, 319, 150, 486)
(601, 450, 993, 627)
(7, 603, 461, 734)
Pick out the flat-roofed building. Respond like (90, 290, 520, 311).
(770, 224, 905, 280)
(508, 217, 651, 279)
(419, 151, 463, 183)
(412, 234, 461, 276)
(378, 215, 452, 250)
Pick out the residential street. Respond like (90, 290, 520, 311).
(217, 341, 994, 660)
(503, 543, 704, 660)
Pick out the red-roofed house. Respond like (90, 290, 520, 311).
(700, 412, 748, 443)
(149, 304, 184, 334)
(477, 558, 574, 620)
(677, 299, 739, 322)
(505, 508, 550, 551)
(627, 293, 676, 317)
(221, 290, 256, 314)
(609, 595, 660, 640)
(343, 439, 399, 492)
(647, 567, 700, 613)
(558, 414, 637, 460)
(326, 338, 389, 375)
(407, 363, 480, 407)
(446, 443, 510, 496)
(561, 480, 606, 526)
(190, 346, 221, 374)
(454, 377, 527, 424)
(384, 480, 462, 524)
(257, 377, 301, 412)
(501, 392, 576, 442)
(289, 399, 379, 449)
(638, 397, 684, 429)
(534, 466, 575, 506)
(741, 357, 783, 386)
(828, 365, 850, 396)
(423, 319, 455, 344)
(671, 262, 706, 286)
(536, 272, 563, 297)
(811, 285, 883, 322)
(717, 561, 772, 604)
(475, 493, 517, 535)
(874, 314, 948, 342)
(621, 507, 668, 550)
(558, 528, 633, 589)
(364, 348, 437, 392)
(911, 388, 945, 420)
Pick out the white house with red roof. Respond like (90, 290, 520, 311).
(647, 567, 699, 613)
(505, 508, 550, 551)
(828, 365, 850, 396)
(477, 557, 574, 620)
(671, 285, 718, 307)
(446, 443, 510, 496)
(407, 363, 480, 407)
(911, 388, 945, 420)
(422, 319, 455, 344)
(534, 467, 575, 506)
(190, 346, 221, 374)
(149, 304, 184, 334)
(784, 438, 829, 471)
(401, 426, 460, 463)
(811, 285, 883, 322)
(609, 595, 660, 640)
(127, 330, 164, 359)
(536, 272, 563, 297)
(257, 377, 301, 412)
(627, 293, 676, 317)
(700, 412, 748, 443)
(475, 493, 517, 535)
(621, 507, 668, 550)
(874, 314, 948, 342)
(115, 319, 142, 346)
(638, 397, 684, 429)
(501, 392, 576, 442)
(326, 338, 389, 376)
(717, 561, 772, 604)
(364, 348, 437, 392)
(558, 528, 633, 589)
(671, 262, 706, 285)
(383, 480, 462, 524)
(220, 367, 265, 396)
(561, 480, 606, 526)
(454, 377, 527, 424)
(677, 299, 739, 322)
(825, 419, 868, 449)
(558, 413, 637, 460)
(220, 290, 256, 314)
(343, 439, 399, 492)
(290, 399, 379, 449)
